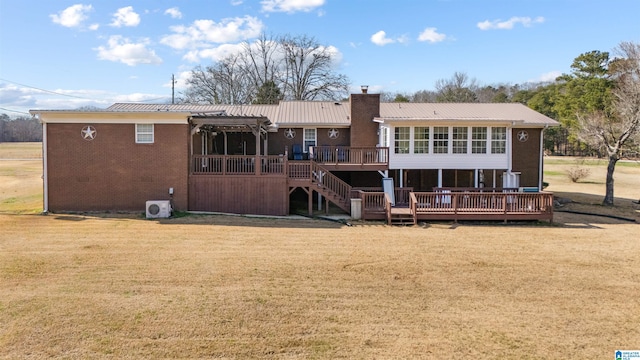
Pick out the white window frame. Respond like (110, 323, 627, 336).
(491, 127, 507, 154)
(394, 126, 410, 154)
(135, 123, 154, 144)
(452, 126, 468, 154)
(433, 126, 449, 154)
(413, 126, 429, 154)
(472, 127, 488, 154)
(303, 128, 316, 153)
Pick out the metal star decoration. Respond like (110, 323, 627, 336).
(517, 130, 528, 142)
(328, 128, 339, 139)
(284, 128, 295, 139)
(81, 126, 96, 140)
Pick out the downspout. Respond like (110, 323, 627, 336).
(41, 120, 48, 214)
(507, 123, 514, 173)
(539, 125, 547, 190)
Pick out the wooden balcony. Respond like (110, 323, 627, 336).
(310, 146, 389, 171)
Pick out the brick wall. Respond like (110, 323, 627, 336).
(46, 123, 189, 212)
(349, 94, 380, 147)
(511, 128, 541, 187)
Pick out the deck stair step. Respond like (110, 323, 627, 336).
(388, 207, 416, 225)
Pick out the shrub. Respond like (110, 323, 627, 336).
(566, 163, 591, 183)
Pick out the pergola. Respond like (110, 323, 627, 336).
(189, 111, 273, 157)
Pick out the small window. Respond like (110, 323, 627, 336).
(303, 128, 316, 153)
(414, 127, 429, 154)
(136, 124, 154, 144)
(433, 126, 449, 154)
(472, 127, 487, 154)
(452, 127, 468, 154)
(491, 127, 506, 154)
(394, 127, 410, 154)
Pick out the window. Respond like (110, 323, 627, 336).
(452, 127, 468, 154)
(413, 127, 429, 154)
(491, 127, 506, 154)
(380, 126, 389, 148)
(472, 127, 487, 154)
(136, 124, 154, 144)
(303, 128, 316, 152)
(394, 127, 410, 154)
(433, 126, 448, 153)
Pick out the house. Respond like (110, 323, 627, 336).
(30, 90, 558, 223)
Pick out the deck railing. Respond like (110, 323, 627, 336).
(352, 187, 414, 207)
(409, 191, 554, 221)
(192, 155, 286, 176)
(311, 146, 389, 166)
(287, 161, 311, 180)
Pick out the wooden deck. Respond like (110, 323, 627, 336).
(359, 190, 554, 224)
(188, 154, 554, 224)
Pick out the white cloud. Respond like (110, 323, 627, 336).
(261, 0, 325, 13)
(418, 27, 447, 43)
(110, 6, 141, 27)
(160, 16, 264, 50)
(164, 7, 182, 19)
(370, 31, 395, 46)
(231, 0, 244, 5)
(477, 16, 545, 30)
(89, 23, 100, 31)
(95, 36, 162, 66)
(50, 4, 93, 28)
(183, 43, 246, 63)
(535, 71, 562, 82)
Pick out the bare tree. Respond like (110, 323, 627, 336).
(183, 54, 254, 104)
(280, 34, 349, 101)
(239, 33, 283, 95)
(434, 72, 479, 102)
(576, 41, 640, 206)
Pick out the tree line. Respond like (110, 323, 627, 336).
(0, 114, 42, 142)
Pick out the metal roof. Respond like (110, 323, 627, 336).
(33, 101, 558, 127)
(377, 103, 557, 126)
(106, 103, 280, 119)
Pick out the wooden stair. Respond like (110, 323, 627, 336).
(310, 162, 352, 214)
(388, 207, 416, 225)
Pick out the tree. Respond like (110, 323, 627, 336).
(280, 34, 349, 101)
(576, 42, 640, 206)
(183, 54, 254, 104)
(240, 33, 282, 96)
(393, 94, 410, 102)
(555, 50, 614, 133)
(254, 80, 282, 104)
(182, 33, 349, 104)
(434, 72, 478, 102)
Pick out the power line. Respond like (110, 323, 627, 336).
(0, 107, 30, 115)
(0, 78, 94, 100)
(0, 77, 172, 104)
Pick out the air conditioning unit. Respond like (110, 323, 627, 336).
(146, 200, 172, 219)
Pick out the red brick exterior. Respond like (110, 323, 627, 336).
(349, 94, 380, 147)
(46, 123, 189, 212)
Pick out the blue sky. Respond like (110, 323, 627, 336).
(1, 0, 638, 116)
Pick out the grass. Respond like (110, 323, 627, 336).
(1, 143, 639, 359)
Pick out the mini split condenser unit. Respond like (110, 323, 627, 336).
(146, 200, 172, 219)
